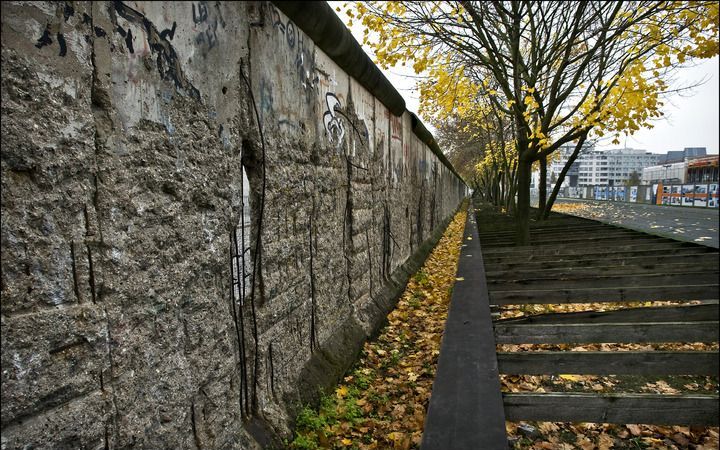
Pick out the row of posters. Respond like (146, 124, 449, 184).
(652, 183, 720, 208)
(593, 184, 720, 208)
(593, 186, 627, 202)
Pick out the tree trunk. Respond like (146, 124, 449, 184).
(542, 135, 588, 219)
(515, 156, 532, 246)
(506, 160, 518, 214)
(537, 156, 547, 219)
(505, 179, 517, 213)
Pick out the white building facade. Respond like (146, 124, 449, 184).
(577, 148, 659, 187)
(641, 161, 687, 184)
(531, 142, 594, 191)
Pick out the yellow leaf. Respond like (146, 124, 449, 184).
(559, 374, 582, 381)
(341, 438, 352, 446)
(455, 277, 465, 281)
(336, 385, 348, 399)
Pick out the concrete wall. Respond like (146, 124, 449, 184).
(0, 2, 466, 448)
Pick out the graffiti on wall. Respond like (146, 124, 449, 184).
(191, 1, 225, 54)
(112, 1, 201, 99)
(265, 3, 318, 97)
(33, 3, 77, 57)
(323, 93, 345, 145)
(35, 24, 67, 57)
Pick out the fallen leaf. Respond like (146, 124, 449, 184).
(559, 374, 583, 381)
(597, 433, 615, 450)
(671, 432, 690, 447)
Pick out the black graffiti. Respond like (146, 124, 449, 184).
(159, 21, 176, 40)
(192, 2, 208, 24)
(214, 2, 226, 28)
(63, 3, 75, 21)
(323, 93, 345, 145)
(124, 28, 134, 53)
(265, 4, 318, 96)
(94, 26, 106, 37)
(82, 13, 91, 25)
(294, 32, 316, 90)
(113, 1, 200, 99)
(286, 21, 295, 48)
(268, 5, 285, 33)
(190, 2, 219, 54)
(57, 32, 67, 57)
(34, 25, 66, 57)
(35, 25, 53, 49)
(194, 19, 218, 50)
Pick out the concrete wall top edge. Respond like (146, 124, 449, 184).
(271, 0, 466, 185)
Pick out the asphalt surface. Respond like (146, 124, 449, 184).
(551, 198, 720, 249)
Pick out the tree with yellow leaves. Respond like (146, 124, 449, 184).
(434, 104, 518, 211)
(347, 1, 719, 244)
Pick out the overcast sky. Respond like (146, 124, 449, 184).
(330, 3, 719, 156)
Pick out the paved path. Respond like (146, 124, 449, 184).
(422, 207, 507, 450)
(552, 198, 720, 249)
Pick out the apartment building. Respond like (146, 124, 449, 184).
(531, 142, 593, 190)
(577, 148, 659, 187)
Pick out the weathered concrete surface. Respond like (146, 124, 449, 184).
(1, 2, 466, 448)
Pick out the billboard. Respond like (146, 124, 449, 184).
(694, 184, 708, 207)
(670, 185, 681, 205)
(630, 186, 638, 202)
(681, 184, 695, 206)
(709, 183, 719, 208)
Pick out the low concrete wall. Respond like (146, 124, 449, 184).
(1, 2, 466, 448)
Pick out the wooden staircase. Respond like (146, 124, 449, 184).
(479, 204, 719, 427)
(422, 202, 719, 450)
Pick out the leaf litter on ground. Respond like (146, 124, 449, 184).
(290, 207, 468, 449)
(290, 202, 719, 449)
(500, 303, 718, 449)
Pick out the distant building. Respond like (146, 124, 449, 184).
(531, 142, 593, 191)
(688, 155, 720, 183)
(641, 160, 687, 184)
(643, 154, 719, 184)
(656, 147, 707, 164)
(577, 148, 659, 187)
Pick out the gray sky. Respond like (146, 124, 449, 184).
(607, 57, 718, 155)
(330, 2, 719, 156)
